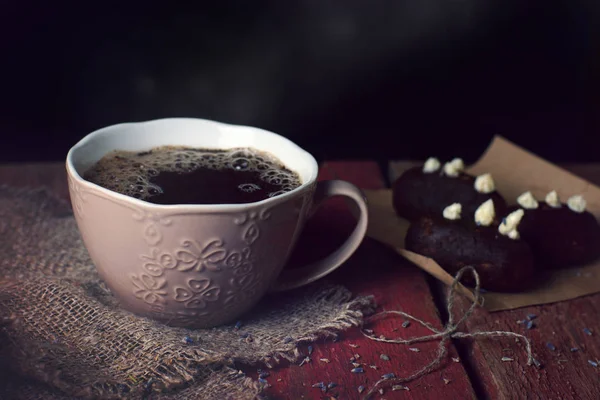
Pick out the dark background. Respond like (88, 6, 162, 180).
(2, 1, 598, 165)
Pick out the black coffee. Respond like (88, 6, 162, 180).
(83, 146, 302, 205)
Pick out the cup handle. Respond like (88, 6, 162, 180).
(270, 180, 369, 292)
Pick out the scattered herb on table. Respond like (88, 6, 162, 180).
(298, 357, 311, 366)
(526, 320, 535, 330)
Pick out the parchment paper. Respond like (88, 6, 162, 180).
(365, 135, 600, 312)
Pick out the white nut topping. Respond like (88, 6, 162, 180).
(443, 203, 462, 220)
(507, 229, 520, 240)
(443, 158, 465, 177)
(474, 199, 495, 226)
(545, 190, 561, 208)
(516, 191, 539, 209)
(474, 173, 495, 194)
(567, 195, 586, 213)
(423, 157, 441, 173)
(498, 209, 525, 240)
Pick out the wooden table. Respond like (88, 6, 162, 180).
(1, 161, 599, 400)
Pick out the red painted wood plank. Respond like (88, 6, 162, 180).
(451, 296, 600, 400)
(263, 161, 476, 399)
(389, 161, 600, 400)
(443, 162, 600, 400)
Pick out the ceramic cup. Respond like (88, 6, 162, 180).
(66, 118, 368, 328)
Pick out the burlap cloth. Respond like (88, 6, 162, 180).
(0, 186, 376, 399)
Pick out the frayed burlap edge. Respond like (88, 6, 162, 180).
(233, 287, 376, 368)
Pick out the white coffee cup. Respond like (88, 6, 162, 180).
(66, 118, 368, 328)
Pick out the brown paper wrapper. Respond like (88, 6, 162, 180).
(365, 135, 600, 312)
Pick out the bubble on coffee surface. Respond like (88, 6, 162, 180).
(238, 183, 261, 193)
(84, 146, 301, 201)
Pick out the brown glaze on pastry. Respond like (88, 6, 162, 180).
(507, 203, 600, 269)
(405, 216, 537, 292)
(392, 167, 507, 224)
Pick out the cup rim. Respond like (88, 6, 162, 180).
(66, 118, 319, 212)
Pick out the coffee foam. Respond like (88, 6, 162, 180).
(83, 146, 301, 201)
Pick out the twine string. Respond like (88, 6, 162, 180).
(361, 266, 538, 399)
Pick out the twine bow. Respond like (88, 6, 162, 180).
(360, 266, 538, 399)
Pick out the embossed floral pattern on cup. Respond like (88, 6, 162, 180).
(173, 278, 221, 309)
(131, 273, 168, 305)
(66, 118, 368, 328)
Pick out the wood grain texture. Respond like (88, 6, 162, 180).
(260, 161, 476, 400)
(389, 160, 600, 400)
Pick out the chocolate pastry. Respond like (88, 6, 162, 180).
(508, 191, 600, 269)
(392, 158, 507, 223)
(405, 207, 537, 292)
